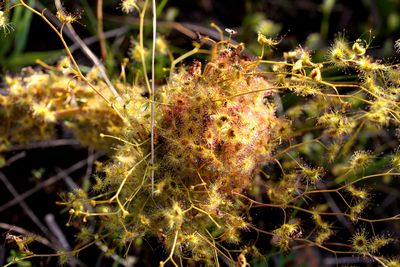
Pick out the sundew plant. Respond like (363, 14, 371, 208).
(0, 0, 400, 266)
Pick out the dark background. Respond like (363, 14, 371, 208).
(1, 0, 400, 266)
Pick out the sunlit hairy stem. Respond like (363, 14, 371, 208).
(159, 230, 179, 267)
(293, 172, 400, 202)
(329, 81, 400, 109)
(190, 205, 221, 228)
(198, 231, 235, 265)
(138, 0, 152, 94)
(285, 71, 343, 98)
(99, 133, 149, 147)
(314, 91, 374, 105)
(3, 239, 99, 267)
(294, 239, 390, 267)
(125, 165, 149, 205)
(259, 59, 293, 67)
(339, 172, 400, 189)
(150, 0, 156, 195)
(212, 86, 285, 102)
(72, 209, 120, 218)
(234, 192, 400, 224)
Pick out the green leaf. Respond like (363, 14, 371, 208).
(3, 50, 64, 70)
(79, 0, 98, 34)
(157, 0, 169, 17)
(11, 0, 35, 55)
